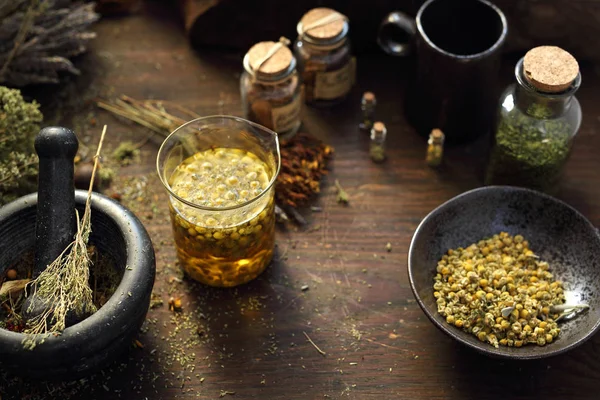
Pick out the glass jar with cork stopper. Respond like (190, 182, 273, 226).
(485, 46, 582, 193)
(241, 37, 303, 140)
(294, 7, 356, 107)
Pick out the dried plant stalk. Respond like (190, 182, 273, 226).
(23, 125, 107, 349)
(97, 95, 200, 137)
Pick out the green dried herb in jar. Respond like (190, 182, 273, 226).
(485, 46, 582, 193)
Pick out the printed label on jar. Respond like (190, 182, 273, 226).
(271, 93, 302, 133)
(314, 57, 356, 100)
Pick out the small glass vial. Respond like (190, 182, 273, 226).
(240, 39, 302, 140)
(486, 46, 582, 193)
(294, 7, 356, 107)
(359, 92, 376, 131)
(426, 129, 445, 167)
(370, 121, 387, 163)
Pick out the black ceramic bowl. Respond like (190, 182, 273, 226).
(0, 190, 156, 379)
(408, 186, 600, 359)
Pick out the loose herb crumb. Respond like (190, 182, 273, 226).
(334, 180, 349, 205)
(112, 141, 140, 166)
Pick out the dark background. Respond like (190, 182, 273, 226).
(178, 0, 600, 62)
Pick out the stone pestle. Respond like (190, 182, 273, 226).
(22, 127, 90, 327)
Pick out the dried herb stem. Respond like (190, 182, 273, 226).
(552, 303, 590, 322)
(303, 331, 326, 356)
(97, 95, 199, 137)
(550, 304, 590, 312)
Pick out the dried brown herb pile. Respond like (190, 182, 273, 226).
(276, 133, 333, 209)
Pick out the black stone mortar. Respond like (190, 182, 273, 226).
(0, 190, 156, 379)
(408, 185, 600, 360)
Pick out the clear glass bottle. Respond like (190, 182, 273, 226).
(294, 7, 356, 107)
(240, 40, 302, 140)
(485, 46, 582, 193)
(370, 121, 387, 163)
(359, 91, 376, 131)
(426, 128, 444, 167)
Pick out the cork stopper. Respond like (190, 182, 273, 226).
(299, 8, 346, 40)
(373, 121, 386, 133)
(523, 46, 579, 93)
(429, 128, 445, 144)
(247, 41, 293, 76)
(362, 92, 376, 104)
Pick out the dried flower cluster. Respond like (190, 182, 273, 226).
(276, 133, 333, 209)
(0, 0, 99, 87)
(434, 232, 568, 348)
(0, 86, 43, 205)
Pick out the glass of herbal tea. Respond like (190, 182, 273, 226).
(157, 116, 280, 287)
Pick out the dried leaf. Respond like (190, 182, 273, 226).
(0, 278, 30, 298)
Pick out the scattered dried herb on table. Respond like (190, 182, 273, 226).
(434, 232, 572, 348)
(112, 141, 141, 166)
(334, 179, 349, 204)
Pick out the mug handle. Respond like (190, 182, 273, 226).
(377, 11, 417, 57)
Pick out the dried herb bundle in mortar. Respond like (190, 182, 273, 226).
(23, 126, 107, 349)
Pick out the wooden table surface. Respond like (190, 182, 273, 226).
(3, 3, 600, 400)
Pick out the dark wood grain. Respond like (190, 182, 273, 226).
(2, 2, 600, 399)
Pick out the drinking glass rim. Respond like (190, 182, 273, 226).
(156, 115, 281, 212)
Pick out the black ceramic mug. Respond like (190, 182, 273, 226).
(378, 0, 508, 144)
